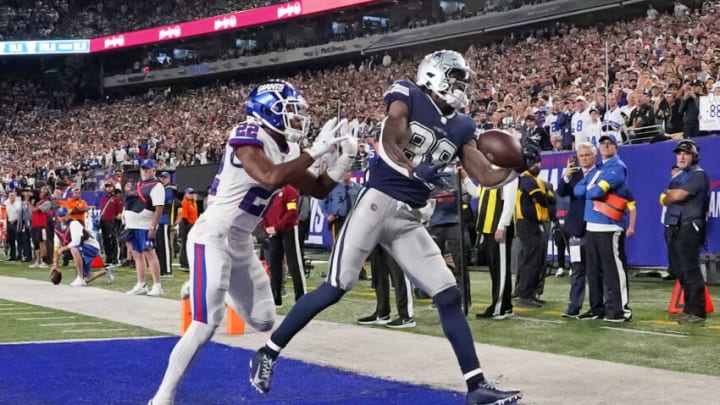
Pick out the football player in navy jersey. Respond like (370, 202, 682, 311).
(251, 51, 538, 405)
(148, 80, 355, 405)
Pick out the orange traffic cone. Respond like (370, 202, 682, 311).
(668, 280, 715, 314)
(180, 298, 192, 335)
(226, 305, 245, 335)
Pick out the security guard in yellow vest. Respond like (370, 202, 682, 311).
(473, 176, 519, 320)
(514, 162, 550, 308)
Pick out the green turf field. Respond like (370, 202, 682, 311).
(0, 298, 162, 342)
(0, 253, 718, 376)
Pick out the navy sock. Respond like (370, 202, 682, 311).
(269, 282, 345, 350)
(433, 286, 482, 390)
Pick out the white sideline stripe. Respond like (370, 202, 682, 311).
(62, 328, 126, 333)
(513, 316, 564, 324)
(40, 322, 103, 327)
(0, 307, 31, 311)
(600, 326, 688, 338)
(2, 336, 170, 346)
(0, 311, 53, 315)
(0, 303, 18, 306)
(17, 316, 78, 321)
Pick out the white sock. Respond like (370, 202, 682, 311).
(153, 321, 216, 403)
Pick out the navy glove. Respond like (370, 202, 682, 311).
(516, 138, 541, 172)
(413, 155, 450, 188)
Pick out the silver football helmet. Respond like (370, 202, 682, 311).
(416, 50, 475, 110)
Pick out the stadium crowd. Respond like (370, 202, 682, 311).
(0, 1, 718, 192)
(0, 0, 555, 40)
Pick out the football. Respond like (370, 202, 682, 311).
(477, 129, 524, 168)
(50, 269, 62, 285)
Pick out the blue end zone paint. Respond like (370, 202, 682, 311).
(0, 337, 464, 404)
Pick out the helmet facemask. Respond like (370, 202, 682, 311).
(417, 51, 476, 111)
(273, 96, 310, 142)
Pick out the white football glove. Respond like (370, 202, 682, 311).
(326, 131, 358, 182)
(307, 118, 351, 160)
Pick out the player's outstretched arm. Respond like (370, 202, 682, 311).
(235, 145, 317, 192)
(460, 140, 517, 188)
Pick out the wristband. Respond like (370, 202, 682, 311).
(659, 193, 667, 206)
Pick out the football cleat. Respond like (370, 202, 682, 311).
(467, 382, 522, 405)
(249, 351, 275, 394)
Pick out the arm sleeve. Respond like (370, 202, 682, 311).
(678, 171, 708, 200)
(497, 179, 518, 228)
(67, 222, 83, 248)
(573, 173, 589, 197)
(383, 81, 413, 112)
(38, 201, 52, 212)
(150, 184, 166, 206)
(586, 164, 626, 200)
(277, 187, 299, 232)
(228, 123, 265, 148)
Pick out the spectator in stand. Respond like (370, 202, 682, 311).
(679, 79, 703, 138)
(571, 96, 592, 149)
(98, 181, 124, 265)
(523, 114, 552, 151)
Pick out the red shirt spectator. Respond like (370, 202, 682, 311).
(261, 184, 299, 234)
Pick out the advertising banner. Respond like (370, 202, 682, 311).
(90, 0, 380, 52)
(0, 40, 89, 55)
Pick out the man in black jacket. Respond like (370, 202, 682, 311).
(679, 80, 702, 138)
(523, 114, 553, 151)
(556, 142, 596, 317)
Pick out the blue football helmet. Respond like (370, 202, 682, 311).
(245, 80, 310, 142)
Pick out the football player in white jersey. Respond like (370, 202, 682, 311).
(148, 80, 356, 405)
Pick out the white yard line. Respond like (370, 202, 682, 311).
(40, 322, 103, 327)
(1, 336, 169, 345)
(0, 311, 53, 315)
(62, 328, 126, 333)
(17, 316, 77, 321)
(600, 326, 688, 337)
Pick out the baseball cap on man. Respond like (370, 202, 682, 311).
(141, 159, 155, 169)
(674, 139, 699, 155)
(184, 188, 194, 195)
(598, 134, 618, 145)
(690, 79, 704, 87)
(575, 96, 588, 103)
(56, 207, 69, 217)
(159, 171, 171, 178)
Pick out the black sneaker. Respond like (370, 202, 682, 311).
(385, 316, 416, 328)
(249, 351, 275, 394)
(561, 311, 579, 319)
(577, 311, 602, 320)
(357, 314, 391, 325)
(466, 381, 522, 405)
